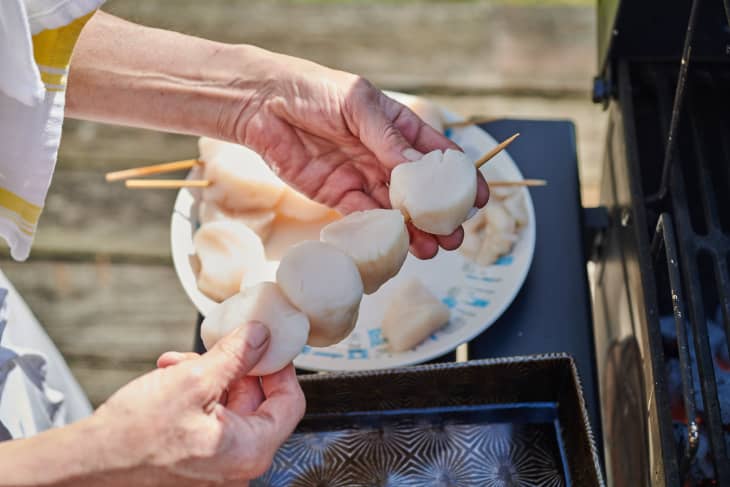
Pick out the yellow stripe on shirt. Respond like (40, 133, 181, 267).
(0, 206, 35, 237)
(0, 187, 43, 229)
(32, 10, 95, 87)
(39, 71, 66, 86)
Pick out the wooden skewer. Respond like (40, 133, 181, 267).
(123, 178, 544, 190)
(489, 179, 546, 188)
(106, 159, 200, 182)
(121, 133, 524, 190)
(125, 179, 211, 189)
(444, 116, 503, 129)
(474, 133, 520, 169)
(109, 131, 516, 184)
(108, 125, 516, 182)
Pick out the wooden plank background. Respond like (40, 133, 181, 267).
(1, 0, 606, 406)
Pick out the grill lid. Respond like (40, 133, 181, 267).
(595, 0, 730, 101)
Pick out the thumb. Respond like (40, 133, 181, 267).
(357, 107, 423, 169)
(199, 321, 270, 392)
(157, 351, 199, 368)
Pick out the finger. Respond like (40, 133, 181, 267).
(382, 98, 460, 154)
(413, 125, 462, 154)
(363, 113, 420, 170)
(437, 226, 464, 251)
(346, 84, 422, 170)
(335, 189, 380, 215)
(156, 351, 199, 369)
(247, 365, 306, 448)
(369, 181, 392, 210)
(226, 376, 266, 416)
(199, 321, 271, 395)
(395, 112, 461, 155)
(214, 365, 305, 466)
(407, 223, 439, 260)
(475, 170, 490, 208)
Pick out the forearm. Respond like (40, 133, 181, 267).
(0, 415, 218, 487)
(0, 416, 109, 486)
(66, 11, 268, 141)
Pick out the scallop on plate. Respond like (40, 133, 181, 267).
(171, 91, 536, 372)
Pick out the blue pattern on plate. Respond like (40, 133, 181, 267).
(348, 349, 368, 359)
(442, 296, 457, 309)
(466, 274, 501, 283)
(313, 350, 344, 359)
(466, 298, 490, 308)
(368, 329, 385, 347)
(494, 255, 514, 266)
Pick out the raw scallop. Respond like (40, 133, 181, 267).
(389, 149, 477, 235)
(381, 277, 450, 352)
(276, 187, 337, 222)
(201, 282, 309, 375)
(198, 201, 276, 241)
(276, 241, 363, 347)
(193, 220, 266, 302)
(320, 209, 409, 294)
(199, 138, 285, 211)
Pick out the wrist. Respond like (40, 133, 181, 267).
(55, 411, 211, 487)
(210, 44, 283, 145)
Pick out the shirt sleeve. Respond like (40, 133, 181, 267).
(0, 1, 103, 261)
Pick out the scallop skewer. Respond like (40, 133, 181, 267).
(121, 178, 544, 189)
(110, 133, 524, 188)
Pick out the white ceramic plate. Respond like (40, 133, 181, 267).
(171, 92, 536, 371)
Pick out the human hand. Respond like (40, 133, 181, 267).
(221, 47, 489, 259)
(91, 322, 305, 486)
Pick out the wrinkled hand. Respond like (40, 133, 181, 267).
(222, 48, 489, 259)
(92, 322, 304, 486)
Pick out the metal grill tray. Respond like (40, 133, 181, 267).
(254, 354, 604, 486)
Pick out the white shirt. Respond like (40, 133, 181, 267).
(0, 0, 104, 439)
(0, 269, 92, 439)
(0, 0, 104, 261)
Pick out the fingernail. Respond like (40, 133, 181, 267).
(466, 207, 479, 220)
(242, 321, 269, 349)
(402, 148, 424, 162)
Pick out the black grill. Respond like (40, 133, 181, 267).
(625, 61, 730, 483)
(596, 0, 730, 478)
(594, 0, 730, 484)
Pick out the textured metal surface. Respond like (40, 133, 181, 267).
(256, 418, 565, 486)
(255, 355, 604, 486)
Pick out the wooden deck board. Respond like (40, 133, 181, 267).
(101, 1, 596, 94)
(0, 261, 196, 406)
(33, 170, 176, 260)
